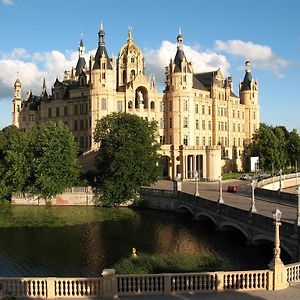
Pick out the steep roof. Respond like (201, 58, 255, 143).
(173, 49, 191, 73)
(192, 75, 208, 91)
(75, 57, 87, 76)
(194, 71, 218, 88)
(240, 71, 252, 91)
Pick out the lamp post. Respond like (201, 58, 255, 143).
(218, 175, 224, 204)
(296, 161, 298, 187)
(194, 171, 199, 197)
(279, 169, 283, 191)
(271, 207, 283, 265)
(297, 186, 300, 227)
(250, 179, 257, 213)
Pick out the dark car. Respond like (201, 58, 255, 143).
(239, 174, 251, 180)
(227, 185, 238, 193)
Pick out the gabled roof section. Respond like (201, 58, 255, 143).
(194, 71, 218, 88)
(240, 71, 252, 91)
(192, 75, 208, 91)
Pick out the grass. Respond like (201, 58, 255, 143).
(112, 252, 229, 274)
(221, 172, 242, 180)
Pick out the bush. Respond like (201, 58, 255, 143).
(113, 252, 229, 274)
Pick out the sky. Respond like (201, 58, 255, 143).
(0, 0, 299, 131)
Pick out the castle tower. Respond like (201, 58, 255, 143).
(90, 24, 115, 149)
(239, 61, 259, 144)
(164, 30, 193, 146)
(116, 27, 144, 92)
(12, 77, 22, 127)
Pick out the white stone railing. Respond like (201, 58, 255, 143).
(0, 277, 102, 299)
(286, 262, 300, 282)
(0, 267, 292, 298)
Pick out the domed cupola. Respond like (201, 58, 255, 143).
(117, 27, 144, 91)
(240, 60, 253, 91)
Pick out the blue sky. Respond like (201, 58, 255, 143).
(0, 0, 299, 131)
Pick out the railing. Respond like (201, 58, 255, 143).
(0, 278, 102, 299)
(286, 262, 300, 282)
(0, 269, 274, 299)
(117, 274, 164, 296)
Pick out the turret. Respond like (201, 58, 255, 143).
(239, 60, 259, 144)
(90, 23, 114, 89)
(12, 76, 22, 127)
(116, 27, 144, 91)
(40, 78, 48, 99)
(75, 34, 87, 77)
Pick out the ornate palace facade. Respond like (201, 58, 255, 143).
(12, 26, 259, 181)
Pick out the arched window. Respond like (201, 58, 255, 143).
(131, 57, 135, 63)
(101, 98, 106, 110)
(150, 101, 155, 110)
(130, 70, 135, 79)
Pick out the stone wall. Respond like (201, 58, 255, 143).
(12, 187, 99, 206)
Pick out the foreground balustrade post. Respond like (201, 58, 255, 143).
(164, 274, 172, 295)
(216, 272, 224, 292)
(46, 278, 56, 299)
(102, 269, 118, 299)
(268, 208, 288, 290)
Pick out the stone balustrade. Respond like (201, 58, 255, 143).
(0, 267, 295, 299)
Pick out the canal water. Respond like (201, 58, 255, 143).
(0, 205, 283, 277)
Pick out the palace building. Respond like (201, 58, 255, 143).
(12, 25, 259, 181)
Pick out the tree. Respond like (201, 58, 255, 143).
(94, 112, 161, 206)
(286, 129, 300, 168)
(4, 122, 80, 199)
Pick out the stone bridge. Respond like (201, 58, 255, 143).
(140, 188, 300, 261)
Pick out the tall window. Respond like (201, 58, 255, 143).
(169, 118, 172, 128)
(202, 105, 205, 114)
(48, 107, 52, 118)
(208, 121, 212, 130)
(183, 135, 188, 146)
(202, 120, 205, 130)
(160, 101, 164, 112)
(183, 117, 188, 128)
(117, 101, 123, 112)
(195, 119, 199, 129)
(101, 98, 107, 110)
(160, 118, 165, 129)
(160, 136, 165, 144)
(183, 100, 188, 111)
(56, 107, 60, 117)
(196, 136, 199, 145)
(202, 136, 206, 146)
(195, 104, 199, 114)
(74, 104, 78, 115)
(208, 106, 211, 115)
(64, 106, 68, 116)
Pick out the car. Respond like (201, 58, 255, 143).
(227, 185, 238, 193)
(240, 174, 251, 180)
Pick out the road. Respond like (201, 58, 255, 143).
(149, 179, 297, 224)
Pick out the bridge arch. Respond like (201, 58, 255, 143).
(219, 221, 250, 241)
(253, 235, 293, 258)
(177, 205, 194, 218)
(195, 212, 217, 227)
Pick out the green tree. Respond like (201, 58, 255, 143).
(250, 123, 280, 170)
(94, 112, 161, 206)
(273, 126, 288, 169)
(4, 122, 80, 199)
(286, 129, 300, 168)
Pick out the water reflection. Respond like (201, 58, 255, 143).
(0, 206, 277, 276)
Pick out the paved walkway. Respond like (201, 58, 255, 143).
(121, 283, 300, 299)
(150, 180, 298, 224)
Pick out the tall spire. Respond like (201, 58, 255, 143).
(127, 26, 133, 43)
(41, 78, 48, 98)
(240, 60, 253, 91)
(177, 27, 183, 50)
(98, 22, 105, 46)
(78, 32, 85, 57)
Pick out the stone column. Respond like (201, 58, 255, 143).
(101, 269, 118, 299)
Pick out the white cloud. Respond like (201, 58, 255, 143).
(215, 40, 291, 77)
(1, 0, 13, 5)
(144, 41, 230, 88)
(0, 48, 79, 100)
